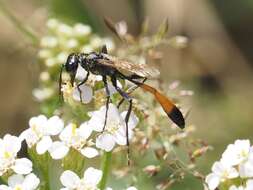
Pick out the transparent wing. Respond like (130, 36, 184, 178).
(97, 55, 160, 78)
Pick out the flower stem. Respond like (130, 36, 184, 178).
(99, 151, 112, 190)
(0, 0, 39, 45)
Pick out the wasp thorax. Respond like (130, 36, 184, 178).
(65, 53, 79, 72)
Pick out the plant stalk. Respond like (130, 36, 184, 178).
(0, 0, 39, 45)
(99, 151, 112, 190)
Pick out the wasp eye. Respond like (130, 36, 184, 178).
(65, 54, 79, 72)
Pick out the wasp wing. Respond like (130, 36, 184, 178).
(97, 55, 160, 78)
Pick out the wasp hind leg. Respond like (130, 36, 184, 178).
(102, 76, 111, 133)
(117, 77, 147, 109)
(111, 76, 132, 165)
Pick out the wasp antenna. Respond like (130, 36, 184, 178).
(101, 45, 108, 54)
(59, 64, 64, 102)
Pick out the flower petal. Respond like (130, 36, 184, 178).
(59, 124, 73, 142)
(79, 122, 93, 139)
(80, 147, 99, 158)
(60, 170, 80, 188)
(120, 111, 139, 129)
(239, 160, 253, 178)
(46, 116, 64, 135)
(113, 130, 126, 146)
(205, 173, 220, 190)
(96, 134, 115, 152)
(0, 185, 11, 190)
(49, 141, 69, 159)
(75, 65, 88, 80)
(36, 136, 52, 155)
(127, 187, 138, 190)
(83, 167, 102, 186)
(12, 158, 32, 174)
(8, 174, 24, 187)
(3, 134, 21, 156)
(22, 173, 40, 189)
(72, 84, 93, 104)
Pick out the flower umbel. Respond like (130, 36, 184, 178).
(20, 115, 64, 155)
(49, 122, 98, 159)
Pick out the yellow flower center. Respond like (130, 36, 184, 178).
(4, 151, 11, 159)
(107, 121, 121, 134)
(71, 123, 77, 136)
(14, 185, 22, 190)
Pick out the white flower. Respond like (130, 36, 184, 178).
(205, 161, 239, 190)
(20, 115, 64, 155)
(57, 23, 73, 36)
(60, 167, 102, 190)
(48, 122, 98, 159)
(126, 187, 138, 190)
(0, 173, 40, 190)
(245, 179, 253, 190)
(32, 88, 54, 101)
(40, 36, 58, 48)
(221, 139, 251, 166)
(72, 84, 93, 104)
(46, 18, 59, 30)
(0, 134, 32, 176)
(238, 145, 253, 178)
(229, 185, 245, 190)
(73, 24, 91, 37)
(88, 104, 139, 152)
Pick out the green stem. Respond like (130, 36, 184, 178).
(0, 0, 39, 45)
(99, 151, 112, 190)
(28, 148, 51, 190)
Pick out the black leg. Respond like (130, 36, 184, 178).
(102, 76, 110, 132)
(117, 77, 147, 108)
(59, 64, 64, 102)
(77, 72, 90, 103)
(111, 77, 132, 165)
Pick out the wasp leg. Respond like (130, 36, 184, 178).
(77, 72, 90, 103)
(117, 77, 147, 108)
(111, 77, 132, 165)
(102, 76, 111, 132)
(59, 64, 64, 102)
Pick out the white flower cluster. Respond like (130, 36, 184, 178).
(205, 139, 253, 190)
(19, 103, 138, 159)
(0, 102, 139, 189)
(0, 134, 40, 190)
(38, 18, 114, 68)
(34, 18, 115, 102)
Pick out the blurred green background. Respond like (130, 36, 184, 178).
(0, 0, 253, 189)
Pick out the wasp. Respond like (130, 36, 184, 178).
(59, 45, 185, 155)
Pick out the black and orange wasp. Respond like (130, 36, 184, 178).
(59, 45, 185, 156)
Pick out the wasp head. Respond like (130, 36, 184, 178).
(65, 53, 79, 86)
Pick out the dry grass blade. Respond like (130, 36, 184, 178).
(104, 17, 123, 41)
